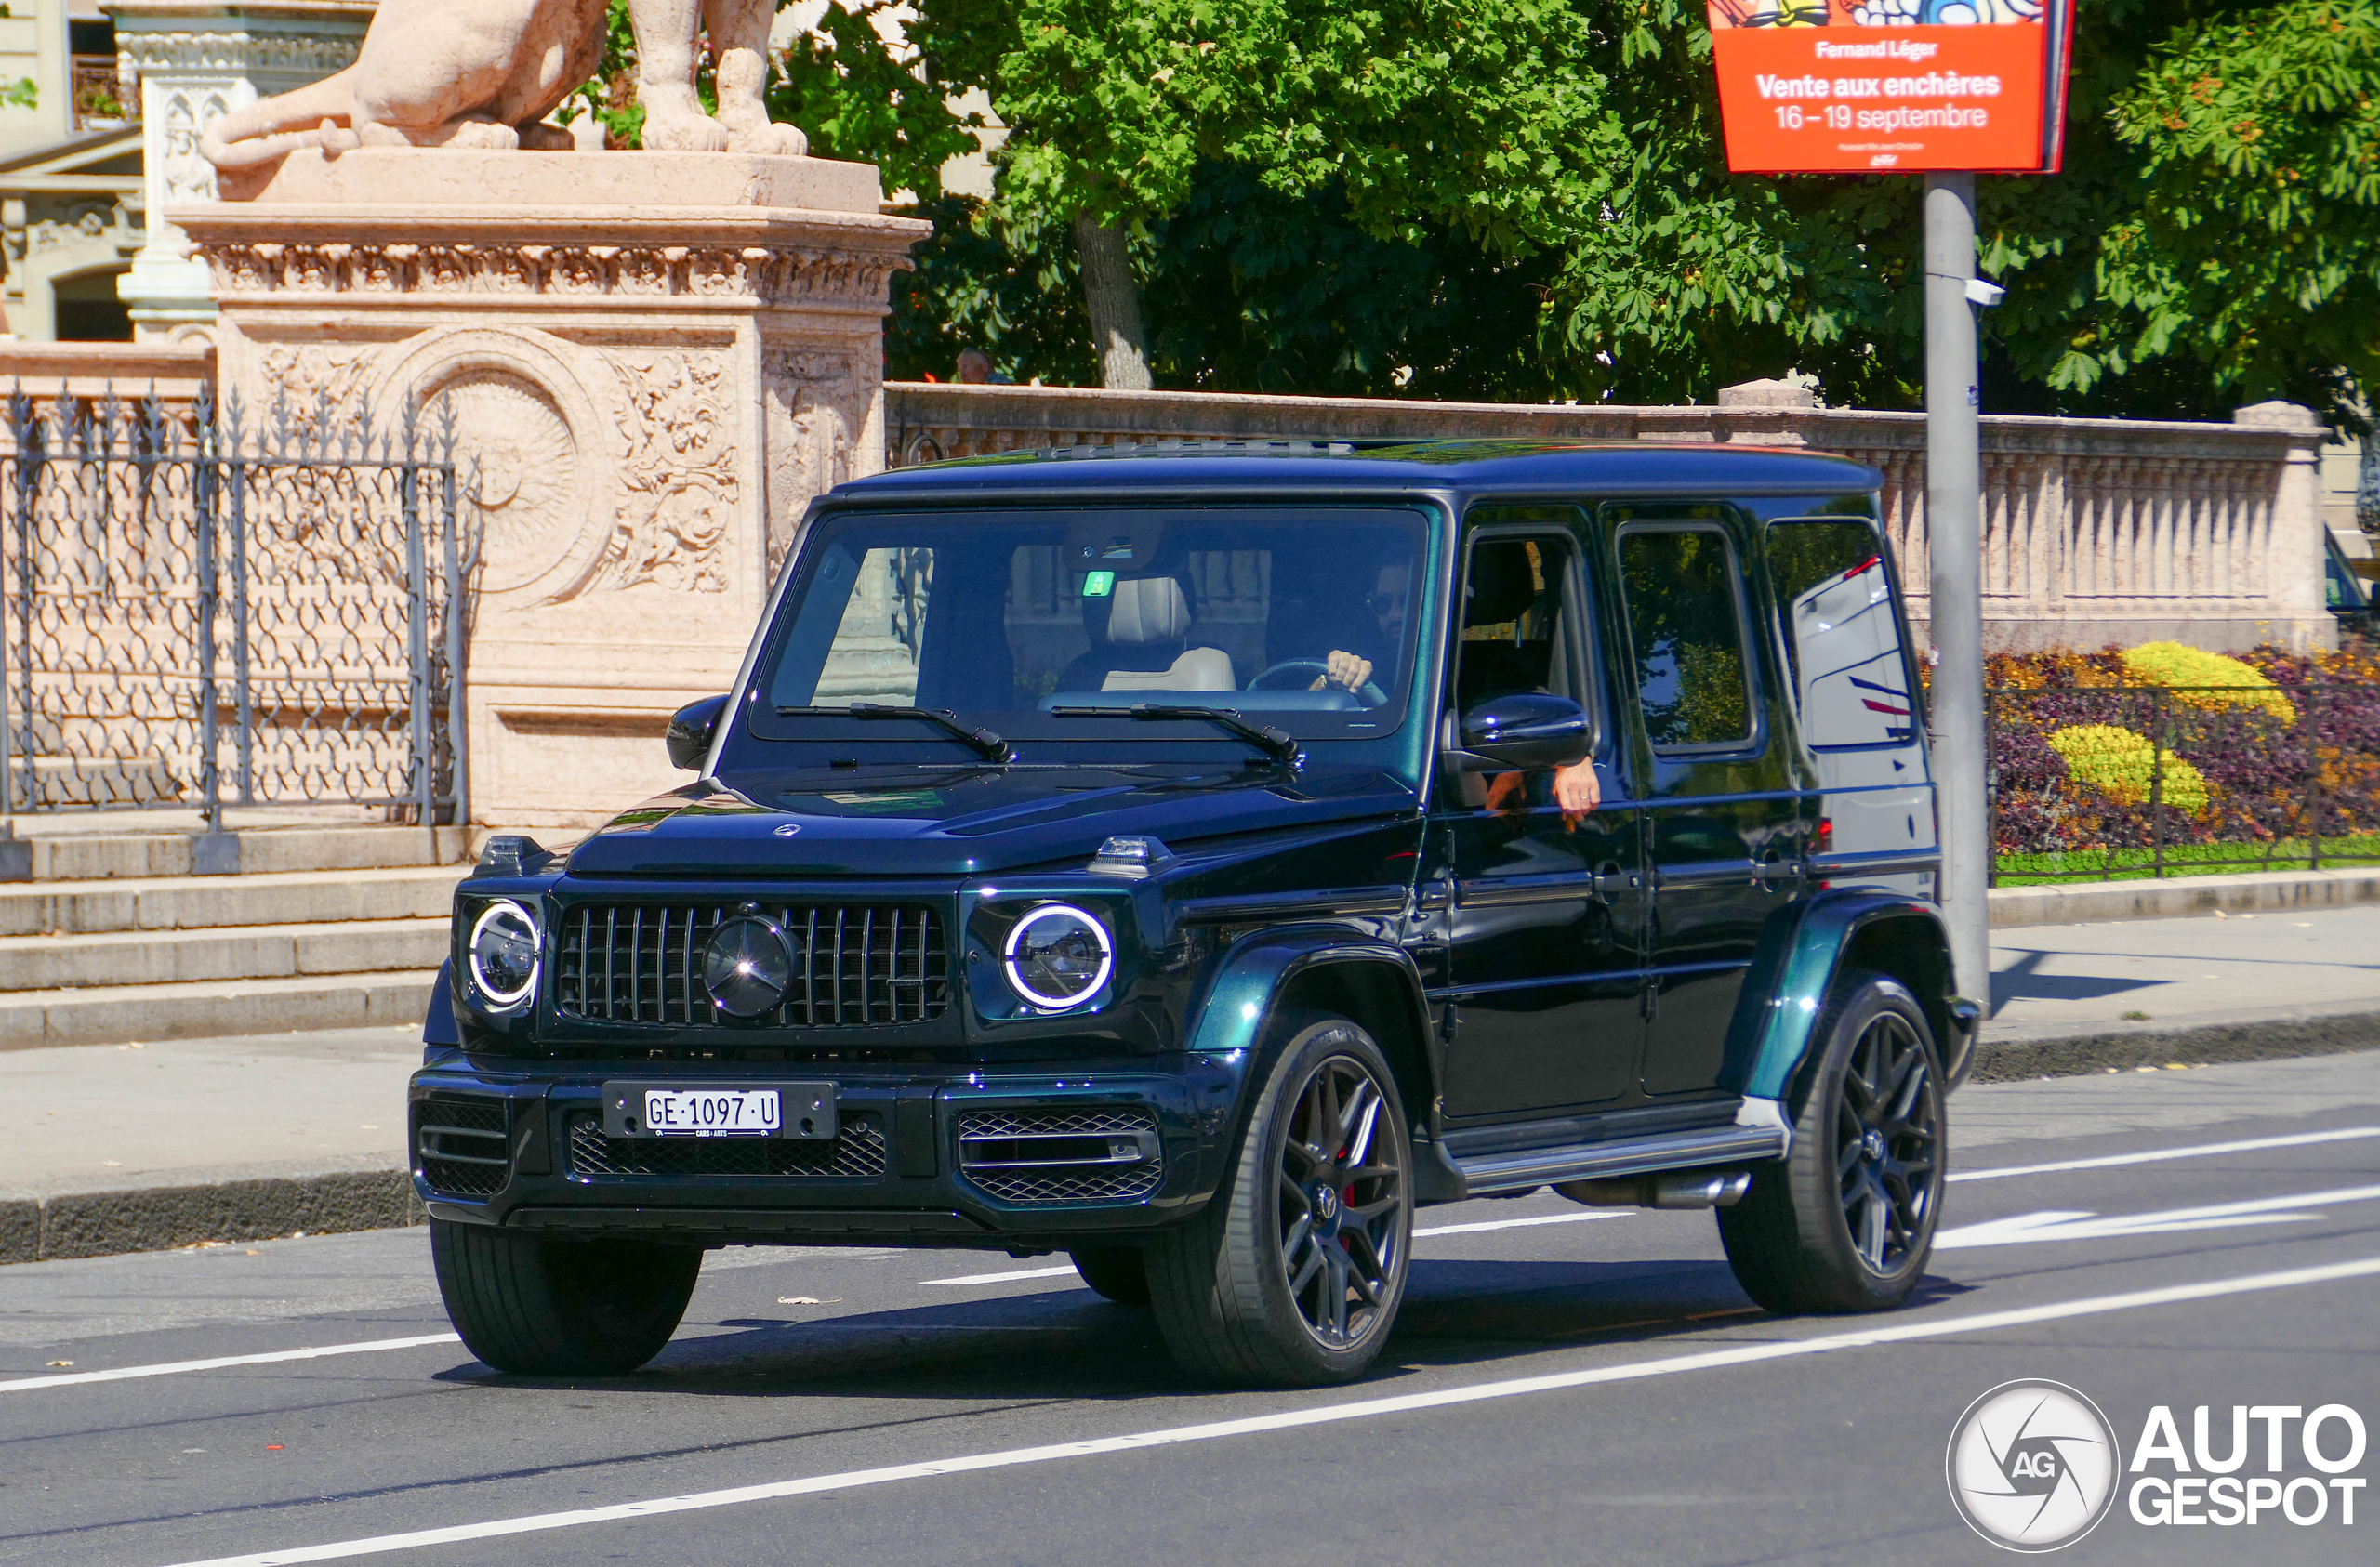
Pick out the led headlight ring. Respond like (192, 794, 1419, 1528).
(1001, 903, 1114, 1011)
(468, 899, 541, 1010)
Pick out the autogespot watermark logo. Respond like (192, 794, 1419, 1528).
(1948, 1384, 2370, 1550)
(1946, 1380, 2123, 1551)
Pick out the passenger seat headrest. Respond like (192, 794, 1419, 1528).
(1099, 575, 1196, 645)
(1465, 543, 1538, 625)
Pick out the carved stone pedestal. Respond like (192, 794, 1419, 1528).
(177, 149, 930, 825)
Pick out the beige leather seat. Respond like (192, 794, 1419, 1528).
(1063, 574, 1236, 693)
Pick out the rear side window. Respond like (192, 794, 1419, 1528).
(1767, 520, 1915, 749)
(1615, 526, 1754, 750)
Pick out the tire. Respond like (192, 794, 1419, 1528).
(1717, 972, 1947, 1314)
(1069, 1247, 1152, 1307)
(431, 1218, 701, 1375)
(1145, 1015, 1413, 1386)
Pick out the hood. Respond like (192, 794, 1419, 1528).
(563, 761, 1419, 878)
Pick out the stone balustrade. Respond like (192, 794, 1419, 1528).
(885, 381, 2334, 653)
(0, 351, 2336, 665)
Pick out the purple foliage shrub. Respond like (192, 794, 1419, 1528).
(1987, 642, 2380, 859)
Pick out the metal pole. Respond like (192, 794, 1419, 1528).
(2309, 684, 2325, 870)
(1925, 171, 1990, 1010)
(196, 410, 220, 830)
(2150, 687, 2167, 880)
(230, 442, 251, 806)
(441, 453, 467, 827)
(402, 451, 431, 834)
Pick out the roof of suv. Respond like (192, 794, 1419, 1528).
(835, 439, 1882, 500)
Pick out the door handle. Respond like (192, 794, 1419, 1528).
(1591, 863, 1639, 902)
(1753, 852, 1802, 890)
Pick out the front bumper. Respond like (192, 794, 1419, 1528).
(408, 1050, 1247, 1250)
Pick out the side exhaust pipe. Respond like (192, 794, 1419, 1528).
(1555, 1170, 1752, 1210)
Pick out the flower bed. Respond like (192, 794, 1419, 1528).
(1987, 642, 2380, 882)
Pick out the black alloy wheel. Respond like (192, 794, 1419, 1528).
(1146, 1015, 1413, 1385)
(1718, 972, 1946, 1314)
(1834, 1004, 1939, 1274)
(1276, 1055, 1406, 1349)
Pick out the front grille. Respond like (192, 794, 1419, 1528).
(565, 1112, 887, 1179)
(556, 902, 949, 1028)
(957, 1105, 1163, 1205)
(418, 1097, 509, 1198)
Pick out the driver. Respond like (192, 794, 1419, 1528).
(1310, 562, 1409, 697)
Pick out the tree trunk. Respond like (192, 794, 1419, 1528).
(1073, 212, 1152, 391)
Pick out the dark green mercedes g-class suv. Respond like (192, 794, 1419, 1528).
(413, 441, 1974, 1387)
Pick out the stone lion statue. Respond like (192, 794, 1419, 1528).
(201, 0, 805, 173)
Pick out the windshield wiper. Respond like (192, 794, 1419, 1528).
(774, 704, 1011, 763)
(1049, 704, 1301, 767)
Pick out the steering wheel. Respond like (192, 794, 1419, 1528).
(1248, 658, 1389, 707)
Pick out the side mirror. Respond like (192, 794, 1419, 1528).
(1454, 692, 1593, 771)
(666, 694, 730, 771)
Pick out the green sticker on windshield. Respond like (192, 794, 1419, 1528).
(1082, 570, 1116, 597)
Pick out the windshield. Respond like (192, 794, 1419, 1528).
(739, 506, 1433, 755)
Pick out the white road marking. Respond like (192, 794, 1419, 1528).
(921, 1265, 1079, 1286)
(1950, 1126, 2380, 1183)
(1414, 1211, 1624, 1238)
(0, 1334, 463, 1395)
(152, 1257, 2380, 1567)
(1936, 1181, 2380, 1249)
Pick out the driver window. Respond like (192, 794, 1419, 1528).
(1452, 533, 1580, 715)
(1444, 529, 1600, 810)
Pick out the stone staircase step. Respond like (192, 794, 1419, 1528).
(0, 970, 440, 1050)
(0, 865, 469, 937)
(16, 824, 471, 882)
(0, 917, 448, 991)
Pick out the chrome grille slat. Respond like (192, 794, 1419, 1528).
(556, 902, 948, 1029)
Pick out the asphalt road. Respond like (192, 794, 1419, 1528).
(5, 1054, 2377, 1567)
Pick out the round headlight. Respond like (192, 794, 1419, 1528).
(1002, 903, 1113, 1011)
(468, 900, 540, 1009)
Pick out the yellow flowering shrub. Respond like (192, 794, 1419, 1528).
(2117, 641, 2296, 723)
(2046, 724, 2211, 814)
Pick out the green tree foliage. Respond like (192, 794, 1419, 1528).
(724, 2, 2380, 420)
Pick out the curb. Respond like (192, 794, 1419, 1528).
(1971, 1007, 2380, 1083)
(0, 1169, 427, 1265)
(1990, 866, 2380, 927)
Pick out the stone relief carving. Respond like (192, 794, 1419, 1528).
(595, 351, 735, 596)
(248, 345, 376, 444)
(200, 0, 803, 173)
(200, 243, 911, 308)
(162, 89, 233, 208)
(119, 32, 364, 80)
(429, 367, 588, 597)
(14, 202, 143, 265)
(763, 347, 872, 578)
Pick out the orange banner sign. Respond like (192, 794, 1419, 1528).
(1707, 3, 2074, 174)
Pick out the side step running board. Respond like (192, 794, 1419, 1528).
(1452, 1124, 1789, 1198)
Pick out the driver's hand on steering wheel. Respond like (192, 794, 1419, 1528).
(1308, 650, 1374, 693)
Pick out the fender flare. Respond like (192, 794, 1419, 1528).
(1723, 889, 1956, 1113)
(1183, 923, 1438, 1107)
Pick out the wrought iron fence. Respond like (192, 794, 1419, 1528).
(1989, 681, 2380, 883)
(0, 386, 468, 823)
